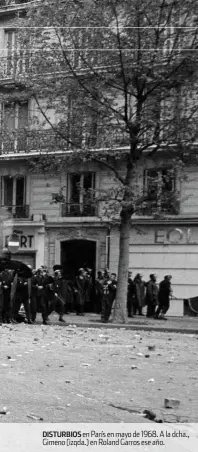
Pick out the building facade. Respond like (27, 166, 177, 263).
(0, 1, 198, 314)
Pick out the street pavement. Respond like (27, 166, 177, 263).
(0, 315, 198, 424)
(40, 312, 198, 334)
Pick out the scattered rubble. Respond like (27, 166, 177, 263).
(27, 414, 44, 421)
(164, 398, 180, 409)
(143, 409, 156, 421)
(148, 345, 156, 351)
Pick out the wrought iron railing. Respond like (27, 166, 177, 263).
(61, 203, 98, 217)
(0, 126, 129, 155)
(0, 129, 65, 154)
(0, 1, 31, 9)
(4, 204, 30, 218)
(0, 55, 30, 80)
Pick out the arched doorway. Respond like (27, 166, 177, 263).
(61, 239, 96, 312)
(61, 239, 96, 280)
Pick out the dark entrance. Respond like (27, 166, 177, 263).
(61, 239, 96, 280)
(61, 240, 96, 312)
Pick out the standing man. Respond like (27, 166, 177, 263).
(95, 271, 104, 314)
(145, 274, 158, 318)
(133, 273, 146, 316)
(101, 273, 117, 323)
(0, 269, 13, 324)
(47, 270, 66, 322)
(155, 275, 172, 320)
(32, 268, 48, 325)
(127, 271, 135, 318)
(31, 269, 38, 323)
(74, 269, 86, 316)
(13, 274, 32, 324)
(0, 274, 4, 325)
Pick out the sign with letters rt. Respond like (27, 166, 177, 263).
(5, 234, 34, 249)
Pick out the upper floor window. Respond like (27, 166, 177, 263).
(66, 94, 98, 149)
(144, 168, 178, 214)
(68, 172, 95, 203)
(61, 172, 96, 217)
(4, 27, 29, 77)
(4, 29, 16, 76)
(1, 101, 28, 152)
(1, 175, 25, 205)
(1, 175, 29, 218)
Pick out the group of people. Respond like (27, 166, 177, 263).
(0, 265, 94, 325)
(0, 263, 173, 325)
(127, 272, 173, 320)
(95, 270, 173, 323)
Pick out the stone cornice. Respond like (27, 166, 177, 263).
(45, 220, 110, 229)
(131, 217, 198, 225)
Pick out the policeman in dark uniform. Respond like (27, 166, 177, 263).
(0, 273, 4, 325)
(31, 268, 48, 325)
(13, 274, 32, 324)
(30, 270, 39, 323)
(101, 273, 117, 323)
(0, 269, 13, 323)
(155, 275, 172, 320)
(127, 271, 136, 317)
(47, 270, 65, 322)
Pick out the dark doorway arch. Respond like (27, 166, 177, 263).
(61, 239, 96, 280)
(61, 239, 96, 312)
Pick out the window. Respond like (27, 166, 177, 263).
(1, 175, 28, 218)
(67, 93, 98, 149)
(1, 101, 28, 152)
(69, 172, 95, 204)
(144, 168, 178, 213)
(5, 29, 16, 76)
(4, 27, 29, 77)
(62, 172, 96, 216)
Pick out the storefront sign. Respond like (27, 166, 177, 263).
(155, 228, 198, 244)
(8, 233, 20, 253)
(5, 235, 34, 249)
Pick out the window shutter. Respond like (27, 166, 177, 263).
(18, 102, 28, 129)
(4, 103, 15, 132)
(3, 176, 13, 206)
(5, 29, 16, 76)
(18, 102, 28, 151)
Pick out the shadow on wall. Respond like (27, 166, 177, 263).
(184, 298, 198, 316)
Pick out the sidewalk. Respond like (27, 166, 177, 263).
(48, 312, 198, 334)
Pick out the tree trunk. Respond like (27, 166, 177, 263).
(112, 211, 131, 323)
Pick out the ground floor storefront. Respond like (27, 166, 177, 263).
(2, 219, 198, 316)
(109, 222, 198, 299)
(45, 224, 109, 278)
(2, 222, 45, 269)
(109, 221, 198, 317)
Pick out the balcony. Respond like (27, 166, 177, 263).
(0, 1, 32, 10)
(0, 129, 64, 154)
(0, 126, 128, 156)
(0, 1, 34, 17)
(4, 204, 30, 219)
(61, 203, 98, 217)
(0, 55, 29, 84)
